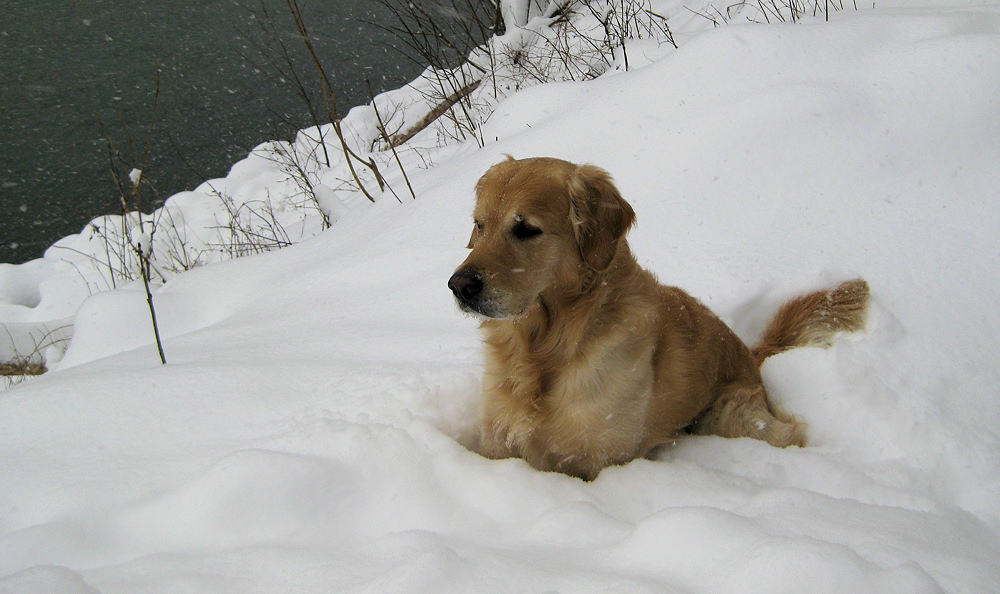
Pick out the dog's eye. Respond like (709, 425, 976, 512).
(511, 220, 542, 241)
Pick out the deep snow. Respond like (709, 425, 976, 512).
(2, 1, 1000, 592)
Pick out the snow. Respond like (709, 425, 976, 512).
(2, 1, 1000, 591)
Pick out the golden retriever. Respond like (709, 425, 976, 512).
(449, 156, 869, 480)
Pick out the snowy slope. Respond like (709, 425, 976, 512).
(3, 4, 1000, 592)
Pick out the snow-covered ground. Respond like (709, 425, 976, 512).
(2, 1, 1000, 591)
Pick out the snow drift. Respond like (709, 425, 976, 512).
(2, 2, 999, 592)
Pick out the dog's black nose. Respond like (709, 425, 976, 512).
(448, 270, 483, 303)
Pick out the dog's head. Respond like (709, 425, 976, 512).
(448, 156, 636, 319)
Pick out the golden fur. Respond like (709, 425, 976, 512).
(448, 157, 869, 480)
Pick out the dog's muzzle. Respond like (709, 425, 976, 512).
(449, 268, 528, 319)
(448, 269, 486, 313)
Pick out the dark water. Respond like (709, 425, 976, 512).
(0, 0, 425, 264)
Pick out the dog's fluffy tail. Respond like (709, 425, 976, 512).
(752, 278, 870, 365)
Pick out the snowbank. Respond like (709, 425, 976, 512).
(2, 2, 999, 592)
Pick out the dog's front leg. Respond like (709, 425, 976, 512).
(478, 416, 599, 479)
(477, 421, 518, 461)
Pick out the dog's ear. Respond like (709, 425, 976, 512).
(568, 164, 635, 271)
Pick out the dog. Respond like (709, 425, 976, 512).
(448, 156, 869, 480)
